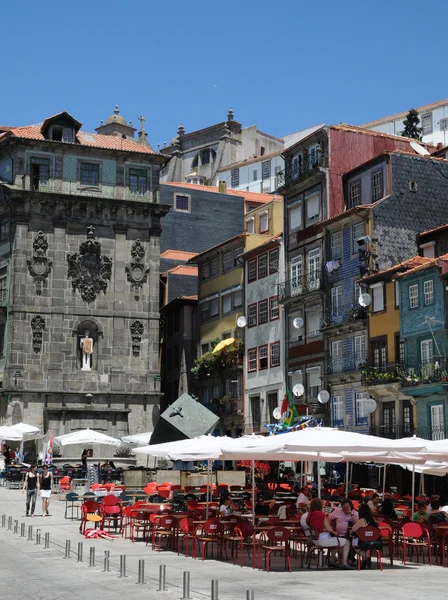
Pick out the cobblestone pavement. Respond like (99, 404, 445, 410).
(0, 486, 445, 600)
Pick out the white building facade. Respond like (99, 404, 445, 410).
(243, 235, 286, 434)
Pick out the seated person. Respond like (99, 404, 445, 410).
(367, 493, 380, 515)
(255, 484, 276, 516)
(306, 498, 351, 569)
(296, 487, 311, 510)
(378, 497, 397, 521)
(328, 499, 359, 537)
(428, 499, 448, 524)
(219, 496, 234, 517)
(351, 503, 382, 570)
(439, 495, 448, 514)
(412, 501, 429, 522)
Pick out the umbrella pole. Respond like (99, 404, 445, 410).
(206, 460, 210, 521)
(345, 461, 349, 495)
(382, 464, 387, 497)
(251, 460, 255, 525)
(411, 462, 416, 514)
(317, 455, 321, 500)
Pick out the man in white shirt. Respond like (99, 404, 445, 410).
(296, 487, 311, 510)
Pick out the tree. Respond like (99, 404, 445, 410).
(401, 109, 422, 140)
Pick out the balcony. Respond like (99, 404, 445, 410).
(20, 175, 159, 202)
(361, 364, 402, 387)
(278, 271, 323, 302)
(277, 152, 324, 189)
(370, 425, 447, 441)
(321, 303, 367, 329)
(362, 361, 448, 390)
(323, 353, 366, 376)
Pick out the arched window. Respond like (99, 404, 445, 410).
(77, 320, 99, 371)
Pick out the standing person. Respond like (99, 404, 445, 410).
(81, 449, 88, 477)
(40, 465, 53, 516)
(22, 465, 39, 517)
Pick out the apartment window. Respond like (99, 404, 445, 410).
(394, 280, 400, 307)
(306, 310, 320, 339)
(267, 392, 278, 421)
(262, 161, 271, 180)
(331, 285, 342, 316)
(233, 288, 243, 308)
(372, 170, 384, 202)
(331, 231, 342, 261)
(0, 220, 9, 242)
(269, 296, 279, 320)
(289, 203, 302, 231)
(395, 333, 405, 366)
(245, 217, 255, 233)
(307, 248, 321, 290)
(409, 283, 419, 309)
(231, 168, 239, 187)
(248, 303, 257, 327)
(269, 249, 279, 274)
(234, 246, 244, 266)
(331, 340, 343, 373)
(259, 345, 268, 370)
(0, 269, 7, 302)
(248, 259, 257, 282)
(352, 222, 365, 253)
(421, 339, 433, 364)
(201, 343, 210, 355)
(80, 162, 100, 186)
(354, 334, 366, 366)
(30, 157, 50, 191)
(371, 282, 385, 313)
(258, 254, 268, 278)
(307, 367, 321, 398)
(222, 293, 232, 315)
(290, 255, 302, 291)
(332, 395, 344, 426)
(258, 300, 268, 324)
(355, 392, 369, 426)
(424, 280, 434, 305)
(253, 169, 258, 181)
(259, 211, 269, 233)
(270, 342, 280, 367)
(248, 348, 257, 372)
(420, 242, 435, 258)
(421, 112, 433, 136)
(201, 296, 219, 322)
(222, 251, 233, 272)
(289, 313, 304, 343)
(306, 191, 320, 223)
(349, 180, 361, 208)
(175, 194, 190, 212)
(201, 262, 210, 281)
(210, 258, 219, 277)
(129, 168, 147, 195)
(441, 118, 448, 131)
(354, 280, 361, 303)
(371, 337, 387, 370)
(403, 400, 413, 434)
(250, 395, 261, 428)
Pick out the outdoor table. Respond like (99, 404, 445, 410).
(93, 489, 123, 498)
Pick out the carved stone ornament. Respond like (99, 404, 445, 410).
(130, 320, 144, 357)
(125, 239, 149, 298)
(31, 315, 45, 353)
(27, 231, 53, 295)
(67, 226, 112, 303)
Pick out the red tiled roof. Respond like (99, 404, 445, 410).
(179, 295, 198, 300)
(330, 124, 436, 149)
(3, 124, 156, 154)
(320, 205, 371, 226)
(0, 125, 14, 131)
(162, 182, 282, 204)
(360, 98, 448, 128)
(417, 223, 448, 238)
(394, 254, 448, 279)
(362, 256, 430, 284)
(217, 150, 283, 172)
(160, 249, 198, 261)
(167, 265, 198, 276)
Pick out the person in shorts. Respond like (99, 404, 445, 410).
(40, 465, 53, 516)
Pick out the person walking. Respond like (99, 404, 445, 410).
(40, 465, 53, 516)
(22, 465, 40, 517)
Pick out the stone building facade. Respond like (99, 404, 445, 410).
(0, 110, 169, 457)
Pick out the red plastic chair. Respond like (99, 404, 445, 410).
(102, 494, 121, 507)
(59, 476, 72, 492)
(355, 526, 383, 571)
(195, 519, 224, 561)
(401, 522, 432, 566)
(178, 517, 196, 557)
(151, 515, 176, 551)
(131, 510, 151, 542)
(102, 504, 123, 533)
(158, 488, 171, 500)
(227, 521, 255, 567)
(79, 500, 101, 534)
(377, 522, 394, 565)
(260, 527, 291, 573)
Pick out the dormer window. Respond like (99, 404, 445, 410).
(50, 125, 75, 142)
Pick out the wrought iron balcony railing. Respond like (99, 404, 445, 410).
(277, 152, 324, 188)
(323, 353, 367, 375)
(20, 175, 159, 202)
(370, 425, 447, 441)
(278, 270, 323, 302)
(321, 303, 367, 329)
(361, 363, 402, 386)
(362, 360, 448, 388)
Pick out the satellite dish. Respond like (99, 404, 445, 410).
(359, 293, 372, 307)
(365, 398, 377, 414)
(293, 383, 305, 397)
(317, 390, 330, 404)
(293, 317, 304, 330)
(273, 407, 282, 420)
(410, 141, 430, 156)
(237, 316, 247, 328)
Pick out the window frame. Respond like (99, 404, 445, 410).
(409, 283, 419, 309)
(349, 179, 361, 208)
(355, 392, 369, 426)
(269, 296, 279, 321)
(79, 161, 100, 188)
(270, 341, 280, 368)
(174, 193, 191, 213)
(245, 217, 255, 234)
(305, 190, 320, 224)
(423, 279, 434, 306)
(258, 299, 269, 325)
(222, 250, 233, 273)
(231, 168, 240, 187)
(371, 282, 385, 313)
(258, 253, 268, 279)
(248, 348, 257, 372)
(289, 202, 303, 232)
(258, 344, 268, 370)
(306, 310, 321, 339)
(371, 169, 384, 202)
(352, 221, 365, 254)
(210, 257, 219, 277)
(331, 230, 342, 261)
(201, 262, 210, 281)
(247, 303, 258, 328)
(248, 259, 257, 282)
(421, 112, 433, 136)
(129, 167, 148, 196)
(259, 210, 269, 233)
(269, 248, 279, 274)
(332, 395, 344, 426)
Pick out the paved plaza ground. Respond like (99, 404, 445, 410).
(0, 486, 445, 600)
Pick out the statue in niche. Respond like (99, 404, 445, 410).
(80, 330, 94, 371)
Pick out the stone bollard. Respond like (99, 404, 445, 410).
(77, 542, 83, 563)
(157, 564, 167, 591)
(211, 580, 218, 600)
(44, 532, 50, 549)
(136, 559, 146, 584)
(182, 571, 191, 600)
(246, 591, 255, 600)
(103, 550, 110, 572)
(118, 555, 127, 578)
(20, 522, 25, 537)
(35, 529, 41, 545)
(88, 547, 95, 567)
(64, 539, 71, 559)
(27, 525, 33, 541)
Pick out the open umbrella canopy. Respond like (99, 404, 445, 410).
(121, 431, 152, 445)
(0, 425, 24, 441)
(12, 422, 40, 435)
(54, 428, 121, 447)
(133, 435, 232, 461)
(401, 460, 448, 476)
(212, 338, 235, 354)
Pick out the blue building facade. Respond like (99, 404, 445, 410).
(398, 260, 448, 439)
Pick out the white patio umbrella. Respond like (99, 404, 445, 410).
(54, 428, 121, 447)
(12, 422, 40, 435)
(133, 435, 232, 460)
(121, 431, 152, 445)
(0, 425, 24, 441)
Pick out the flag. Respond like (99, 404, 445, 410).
(280, 388, 299, 429)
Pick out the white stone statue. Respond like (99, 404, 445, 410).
(80, 330, 93, 371)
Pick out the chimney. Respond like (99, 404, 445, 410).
(218, 181, 227, 194)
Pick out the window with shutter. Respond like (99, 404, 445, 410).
(331, 340, 343, 373)
(409, 284, 419, 309)
(222, 294, 232, 314)
(355, 392, 369, 425)
(306, 367, 321, 398)
(248, 304, 257, 327)
(289, 204, 302, 231)
(332, 395, 344, 426)
(307, 311, 320, 339)
(354, 334, 366, 366)
(331, 231, 342, 260)
(306, 192, 320, 222)
(371, 283, 384, 313)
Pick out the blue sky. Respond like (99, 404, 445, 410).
(1, 0, 446, 148)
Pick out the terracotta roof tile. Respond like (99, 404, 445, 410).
(321, 205, 371, 226)
(394, 254, 448, 279)
(162, 182, 282, 204)
(361, 98, 448, 128)
(167, 265, 198, 276)
(417, 223, 448, 238)
(3, 124, 156, 154)
(160, 249, 199, 261)
(362, 256, 430, 283)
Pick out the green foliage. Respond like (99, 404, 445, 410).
(191, 340, 244, 380)
(401, 109, 422, 141)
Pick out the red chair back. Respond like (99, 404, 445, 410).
(158, 489, 171, 499)
(402, 522, 425, 538)
(179, 517, 195, 534)
(202, 519, 223, 535)
(265, 517, 281, 526)
(102, 494, 120, 506)
(103, 505, 122, 516)
(266, 526, 290, 543)
(159, 482, 172, 488)
(157, 515, 175, 529)
(82, 500, 100, 514)
(91, 484, 101, 491)
(356, 526, 381, 542)
(235, 521, 254, 538)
